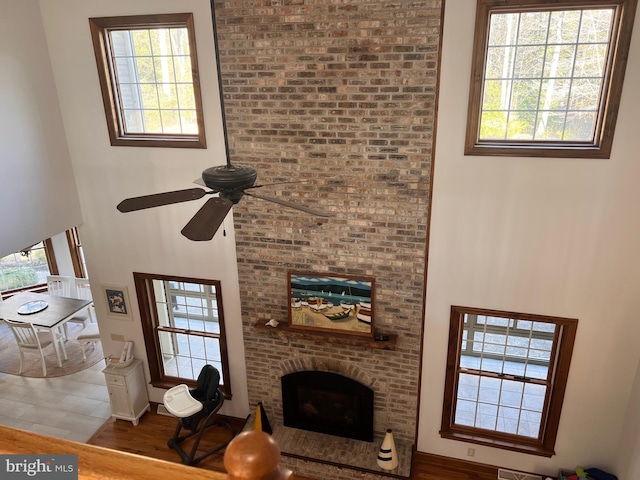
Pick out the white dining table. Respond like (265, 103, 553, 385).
(0, 291, 92, 364)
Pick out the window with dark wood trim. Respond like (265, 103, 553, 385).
(465, 0, 637, 158)
(0, 240, 58, 297)
(89, 13, 207, 148)
(134, 272, 231, 397)
(66, 227, 87, 279)
(441, 306, 577, 456)
(43, 238, 59, 276)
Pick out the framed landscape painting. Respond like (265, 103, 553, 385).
(287, 272, 374, 337)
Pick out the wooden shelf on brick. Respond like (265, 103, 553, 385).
(253, 322, 397, 351)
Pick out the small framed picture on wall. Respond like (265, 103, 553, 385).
(103, 285, 132, 320)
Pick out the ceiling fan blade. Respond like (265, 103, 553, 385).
(244, 191, 331, 217)
(246, 180, 309, 189)
(181, 197, 233, 241)
(117, 188, 207, 213)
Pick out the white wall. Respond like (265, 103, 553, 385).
(0, 0, 82, 258)
(38, 0, 249, 417)
(419, 1, 640, 476)
(616, 360, 640, 479)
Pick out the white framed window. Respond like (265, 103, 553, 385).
(465, 0, 637, 158)
(89, 13, 207, 148)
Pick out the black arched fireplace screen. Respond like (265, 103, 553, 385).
(281, 371, 374, 442)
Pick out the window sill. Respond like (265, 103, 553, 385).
(253, 321, 397, 351)
(109, 135, 206, 149)
(440, 430, 554, 457)
(465, 142, 610, 159)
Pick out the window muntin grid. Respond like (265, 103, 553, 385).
(107, 26, 198, 135)
(455, 314, 556, 439)
(464, 0, 637, 159)
(442, 306, 578, 455)
(479, 7, 615, 143)
(153, 279, 224, 384)
(89, 13, 206, 148)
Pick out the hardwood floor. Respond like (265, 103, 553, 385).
(88, 406, 244, 471)
(412, 452, 498, 480)
(88, 406, 498, 480)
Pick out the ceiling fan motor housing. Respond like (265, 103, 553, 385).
(202, 164, 258, 203)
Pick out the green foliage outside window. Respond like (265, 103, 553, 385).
(479, 8, 614, 142)
(0, 267, 38, 291)
(110, 27, 198, 135)
(0, 246, 49, 293)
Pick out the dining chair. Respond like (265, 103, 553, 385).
(64, 277, 95, 338)
(46, 275, 72, 297)
(77, 323, 101, 361)
(5, 319, 67, 377)
(46, 275, 73, 339)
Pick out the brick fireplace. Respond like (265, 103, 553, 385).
(281, 370, 374, 442)
(242, 356, 414, 479)
(213, 0, 443, 477)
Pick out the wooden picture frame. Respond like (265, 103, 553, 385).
(103, 285, 132, 320)
(288, 271, 374, 337)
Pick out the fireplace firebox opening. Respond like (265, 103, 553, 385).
(281, 370, 374, 442)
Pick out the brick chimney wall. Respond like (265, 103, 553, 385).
(214, 0, 443, 451)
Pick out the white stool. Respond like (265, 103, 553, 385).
(77, 323, 101, 361)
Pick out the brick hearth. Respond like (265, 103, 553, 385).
(244, 414, 412, 479)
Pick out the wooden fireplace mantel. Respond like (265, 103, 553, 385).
(253, 321, 397, 350)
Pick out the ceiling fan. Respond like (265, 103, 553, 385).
(116, 1, 330, 242)
(117, 165, 331, 241)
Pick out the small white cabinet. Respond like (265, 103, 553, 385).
(102, 359, 150, 426)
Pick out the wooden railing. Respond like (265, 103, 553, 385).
(0, 426, 292, 480)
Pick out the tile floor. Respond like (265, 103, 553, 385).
(0, 359, 112, 443)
